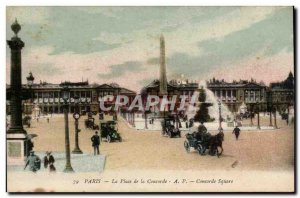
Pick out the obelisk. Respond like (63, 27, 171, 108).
(159, 34, 168, 96)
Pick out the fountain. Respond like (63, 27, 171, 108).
(184, 81, 233, 132)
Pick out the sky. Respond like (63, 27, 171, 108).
(6, 6, 294, 92)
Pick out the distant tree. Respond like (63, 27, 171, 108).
(194, 87, 214, 123)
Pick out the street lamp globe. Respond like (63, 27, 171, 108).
(26, 72, 34, 88)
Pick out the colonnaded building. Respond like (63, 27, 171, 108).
(6, 77, 136, 116)
(207, 71, 294, 113)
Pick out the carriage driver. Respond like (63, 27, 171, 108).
(196, 122, 208, 141)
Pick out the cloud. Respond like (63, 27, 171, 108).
(209, 50, 294, 85)
(98, 61, 143, 79)
(146, 57, 159, 65)
(167, 7, 293, 78)
(50, 41, 122, 55)
(7, 7, 127, 55)
(31, 63, 62, 75)
(7, 6, 50, 25)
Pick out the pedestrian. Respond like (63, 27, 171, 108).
(43, 151, 56, 172)
(232, 126, 241, 140)
(37, 117, 39, 122)
(91, 131, 100, 155)
(26, 140, 34, 157)
(24, 151, 41, 172)
(47, 118, 49, 123)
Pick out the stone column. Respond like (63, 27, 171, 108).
(7, 20, 28, 165)
(7, 21, 25, 134)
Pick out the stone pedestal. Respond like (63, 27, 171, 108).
(7, 133, 27, 165)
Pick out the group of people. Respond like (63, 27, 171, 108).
(24, 131, 101, 173)
(24, 151, 56, 173)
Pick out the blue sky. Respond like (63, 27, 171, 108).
(6, 6, 294, 91)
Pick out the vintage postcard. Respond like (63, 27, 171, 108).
(6, 6, 295, 193)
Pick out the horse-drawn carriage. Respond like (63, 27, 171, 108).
(100, 120, 122, 143)
(161, 117, 181, 138)
(239, 112, 255, 119)
(184, 131, 224, 157)
(84, 117, 99, 130)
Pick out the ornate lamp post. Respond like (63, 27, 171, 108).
(144, 110, 148, 129)
(72, 95, 82, 154)
(266, 89, 273, 127)
(61, 85, 74, 172)
(256, 101, 260, 130)
(273, 100, 278, 129)
(132, 111, 135, 127)
(218, 100, 222, 131)
(286, 93, 293, 125)
(26, 72, 34, 114)
(250, 104, 254, 127)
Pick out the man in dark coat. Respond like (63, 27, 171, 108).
(91, 131, 100, 155)
(43, 151, 55, 172)
(196, 122, 208, 141)
(24, 151, 41, 172)
(233, 126, 241, 140)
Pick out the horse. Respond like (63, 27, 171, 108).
(209, 131, 224, 157)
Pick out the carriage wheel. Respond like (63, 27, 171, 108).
(107, 135, 111, 143)
(184, 141, 190, 152)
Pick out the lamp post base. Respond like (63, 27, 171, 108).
(63, 165, 74, 173)
(72, 148, 83, 154)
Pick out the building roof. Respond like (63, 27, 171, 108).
(120, 87, 136, 95)
(141, 79, 199, 93)
(207, 79, 266, 89)
(6, 81, 135, 94)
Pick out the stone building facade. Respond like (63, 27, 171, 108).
(6, 81, 136, 115)
(207, 78, 267, 112)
